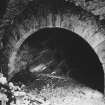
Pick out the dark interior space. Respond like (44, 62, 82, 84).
(11, 28, 104, 93)
(0, 0, 8, 18)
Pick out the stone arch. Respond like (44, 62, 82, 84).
(3, 0, 104, 92)
(8, 11, 105, 73)
(15, 27, 103, 92)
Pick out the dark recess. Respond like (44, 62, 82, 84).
(0, 0, 8, 18)
(11, 28, 104, 93)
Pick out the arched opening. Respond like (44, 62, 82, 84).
(11, 28, 104, 93)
